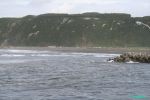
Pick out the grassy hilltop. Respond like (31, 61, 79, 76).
(0, 12, 150, 47)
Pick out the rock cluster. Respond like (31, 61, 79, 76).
(108, 53, 150, 63)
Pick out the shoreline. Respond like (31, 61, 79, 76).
(0, 47, 150, 54)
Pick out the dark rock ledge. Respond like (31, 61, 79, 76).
(108, 53, 150, 63)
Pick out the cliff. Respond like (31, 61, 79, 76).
(0, 13, 150, 47)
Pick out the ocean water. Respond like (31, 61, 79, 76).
(0, 49, 150, 100)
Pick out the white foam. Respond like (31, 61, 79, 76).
(68, 53, 120, 57)
(3, 49, 49, 53)
(0, 60, 26, 64)
(93, 53, 120, 58)
(0, 49, 120, 58)
(126, 61, 139, 64)
(1, 54, 25, 57)
(31, 54, 51, 57)
(107, 59, 114, 62)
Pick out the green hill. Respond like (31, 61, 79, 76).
(0, 13, 150, 47)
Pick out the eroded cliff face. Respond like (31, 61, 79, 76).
(0, 13, 150, 47)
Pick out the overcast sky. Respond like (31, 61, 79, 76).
(0, 0, 149, 17)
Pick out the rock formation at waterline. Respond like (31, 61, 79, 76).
(108, 53, 150, 63)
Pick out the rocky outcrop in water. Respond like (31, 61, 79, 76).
(108, 53, 150, 63)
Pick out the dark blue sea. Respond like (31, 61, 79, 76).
(0, 48, 150, 100)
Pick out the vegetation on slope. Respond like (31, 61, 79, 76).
(0, 12, 150, 47)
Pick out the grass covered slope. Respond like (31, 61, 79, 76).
(0, 12, 150, 47)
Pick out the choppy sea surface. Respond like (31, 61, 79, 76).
(0, 49, 150, 100)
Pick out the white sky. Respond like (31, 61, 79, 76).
(0, 0, 150, 17)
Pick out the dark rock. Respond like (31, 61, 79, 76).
(108, 52, 150, 63)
